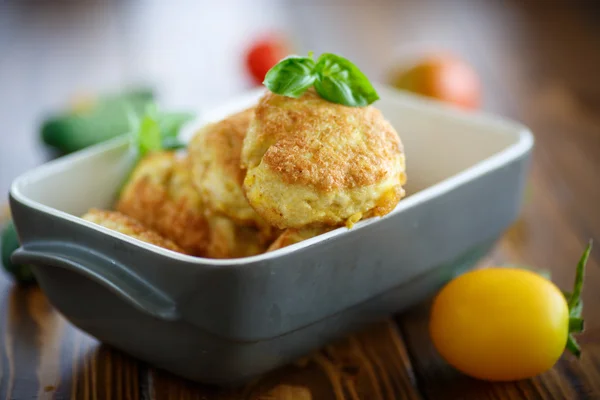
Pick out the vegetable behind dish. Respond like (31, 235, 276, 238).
(41, 88, 155, 154)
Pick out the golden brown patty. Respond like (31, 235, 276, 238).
(205, 214, 273, 259)
(189, 108, 264, 226)
(267, 227, 332, 252)
(242, 89, 407, 229)
(116, 151, 210, 256)
(82, 209, 183, 253)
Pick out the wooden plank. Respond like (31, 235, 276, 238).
(394, 1, 600, 398)
(149, 320, 421, 400)
(397, 222, 600, 400)
(0, 276, 422, 400)
(0, 283, 141, 400)
(398, 300, 600, 400)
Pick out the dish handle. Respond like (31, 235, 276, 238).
(11, 243, 180, 321)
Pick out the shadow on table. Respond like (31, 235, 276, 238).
(62, 319, 418, 400)
(57, 343, 344, 399)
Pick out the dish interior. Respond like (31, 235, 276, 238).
(12, 86, 528, 241)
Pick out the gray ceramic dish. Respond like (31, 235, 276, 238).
(9, 86, 533, 385)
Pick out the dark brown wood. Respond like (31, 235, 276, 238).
(1, 0, 600, 399)
(398, 301, 600, 400)
(393, 0, 600, 399)
(0, 282, 421, 400)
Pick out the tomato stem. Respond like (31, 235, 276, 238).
(569, 317, 584, 333)
(564, 240, 592, 358)
(566, 334, 581, 358)
(567, 240, 592, 311)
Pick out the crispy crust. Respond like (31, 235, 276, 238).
(266, 227, 332, 252)
(242, 89, 404, 191)
(116, 152, 210, 256)
(189, 108, 263, 225)
(193, 108, 253, 188)
(205, 214, 275, 259)
(242, 89, 407, 229)
(82, 209, 183, 253)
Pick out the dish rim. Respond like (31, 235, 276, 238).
(10, 87, 534, 266)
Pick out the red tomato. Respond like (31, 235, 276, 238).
(391, 53, 481, 110)
(245, 36, 290, 85)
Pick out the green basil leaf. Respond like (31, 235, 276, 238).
(161, 136, 186, 151)
(129, 105, 193, 158)
(119, 104, 192, 195)
(263, 56, 317, 98)
(137, 114, 162, 157)
(158, 112, 195, 138)
(314, 53, 379, 107)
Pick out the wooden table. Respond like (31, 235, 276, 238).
(1, 0, 599, 398)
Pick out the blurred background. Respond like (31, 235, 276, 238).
(0, 0, 599, 197)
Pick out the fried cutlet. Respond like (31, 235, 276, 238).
(242, 89, 407, 229)
(82, 209, 183, 253)
(116, 151, 210, 255)
(189, 108, 267, 227)
(266, 227, 332, 252)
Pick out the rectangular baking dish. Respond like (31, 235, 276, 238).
(9, 85, 533, 385)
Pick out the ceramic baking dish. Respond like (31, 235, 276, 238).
(9, 85, 533, 385)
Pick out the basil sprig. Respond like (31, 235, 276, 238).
(118, 105, 193, 194)
(263, 56, 317, 98)
(263, 52, 379, 107)
(127, 104, 193, 159)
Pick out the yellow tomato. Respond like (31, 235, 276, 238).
(430, 267, 569, 381)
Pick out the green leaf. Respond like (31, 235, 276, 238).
(263, 55, 317, 98)
(566, 334, 581, 358)
(120, 104, 193, 192)
(161, 136, 186, 151)
(571, 301, 583, 318)
(567, 240, 592, 311)
(562, 240, 593, 359)
(262, 52, 379, 107)
(129, 104, 193, 159)
(137, 114, 162, 157)
(570, 298, 583, 318)
(564, 290, 584, 319)
(158, 112, 195, 138)
(313, 53, 379, 107)
(569, 317, 584, 333)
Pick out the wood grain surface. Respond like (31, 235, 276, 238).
(1, 0, 600, 399)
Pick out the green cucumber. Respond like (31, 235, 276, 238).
(1, 221, 35, 284)
(41, 87, 155, 154)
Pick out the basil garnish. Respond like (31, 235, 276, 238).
(263, 52, 379, 107)
(128, 105, 193, 158)
(263, 56, 317, 98)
